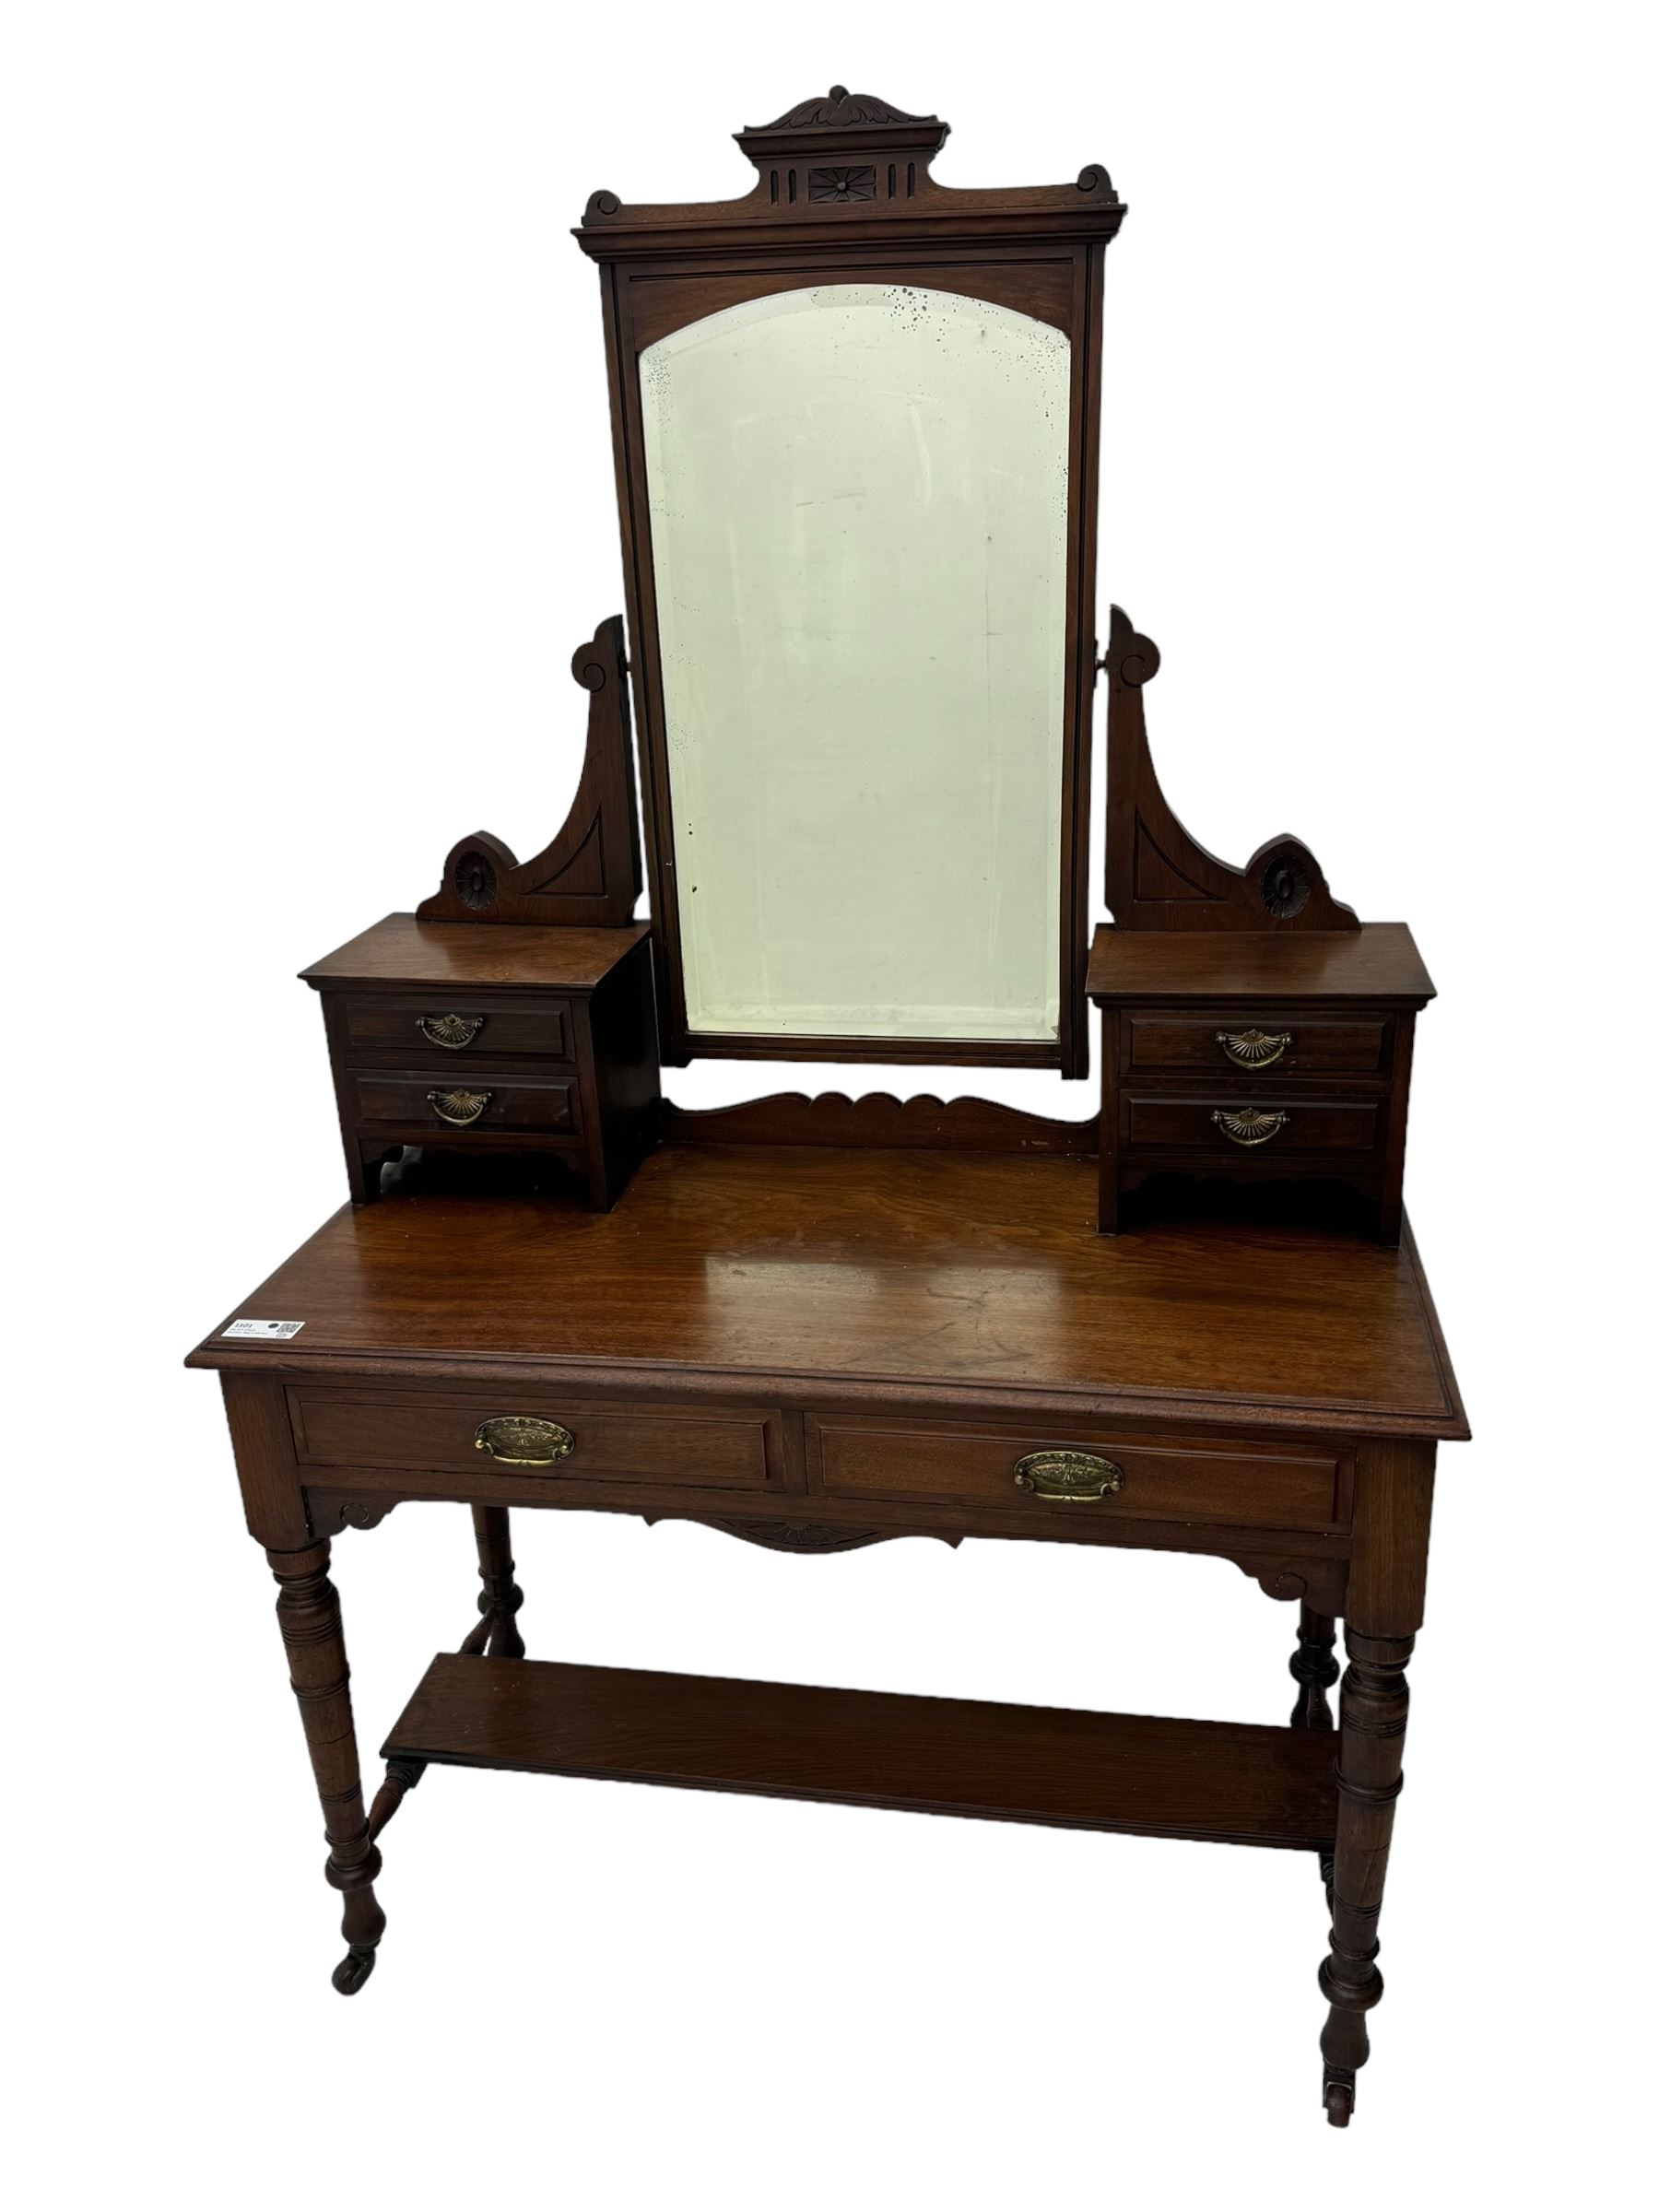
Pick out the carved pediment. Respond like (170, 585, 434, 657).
(748, 87, 939, 133)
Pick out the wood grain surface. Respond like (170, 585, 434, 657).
(189, 1145, 1466, 1439)
(384, 1653, 1338, 1849)
(301, 915, 650, 992)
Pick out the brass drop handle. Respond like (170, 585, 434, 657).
(1217, 1029, 1292, 1068)
(418, 1013, 485, 1050)
(428, 1088, 492, 1127)
(1212, 1107, 1289, 1147)
(1013, 1450, 1124, 1503)
(474, 1417, 575, 1467)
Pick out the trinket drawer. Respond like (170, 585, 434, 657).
(1089, 924, 1434, 1241)
(303, 914, 659, 1208)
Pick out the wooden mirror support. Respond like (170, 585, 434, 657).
(418, 616, 641, 927)
(1100, 605, 1357, 935)
(1092, 606, 1430, 1241)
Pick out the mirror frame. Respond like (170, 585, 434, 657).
(576, 90, 1126, 1075)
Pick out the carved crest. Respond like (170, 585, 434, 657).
(751, 88, 937, 132)
(576, 92, 1122, 254)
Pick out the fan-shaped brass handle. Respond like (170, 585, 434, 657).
(1211, 1107, 1289, 1147)
(1217, 1029, 1292, 1068)
(418, 1013, 485, 1050)
(474, 1417, 574, 1467)
(1013, 1451, 1124, 1502)
(427, 1088, 492, 1127)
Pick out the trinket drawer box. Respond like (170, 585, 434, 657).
(304, 914, 659, 1208)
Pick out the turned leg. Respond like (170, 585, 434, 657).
(1289, 1603, 1340, 1897)
(1288, 1603, 1339, 1731)
(267, 1540, 386, 1994)
(463, 1504, 526, 1658)
(1319, 1629, 1413, 2125)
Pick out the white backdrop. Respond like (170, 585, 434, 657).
(5, 6, 1653, 2206)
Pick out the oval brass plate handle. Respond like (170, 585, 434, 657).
(1212, 1106, 1289, 1147)
(474, 1416, 574, 1467)
(1217, 1028, 1291, 1068)
(427, 1087, 492, 1127)
(418, 1013, 485, 1050)
(1013, 1450, 1124, 1503)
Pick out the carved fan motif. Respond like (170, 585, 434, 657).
(453, 849, 497, 912)
(1258, 848, 1312, 920)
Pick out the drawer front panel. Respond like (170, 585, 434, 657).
(1123, 1092, 1381, 1158)
(809, 1418, 1347, 1532)
(1124, 1011, 1390, 1077)
(341, 994, 573, 1061)
(353, 1070, 581, 1134)
(290, 1389, 782, 1491)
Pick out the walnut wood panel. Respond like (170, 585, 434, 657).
(295, 1464, 1348, 1599)
(384, 1653, 1336, 1852)
(289, 1387, 784, 1492)
(220, 1371, 311, 1549)
(1124, 1013, 1392, 1078)
(187, 1147, 1467, 1441)
(340, 994, 573, 1062)
(1088, 924, 1434, 1006)
(352, 1072, 579, 1135)
(808, 1417, 1347, 1533)
(1123, 1093, 1382, 1158)
(662, 1090, 1098, 1157)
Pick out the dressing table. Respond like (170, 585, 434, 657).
(188, 90, 1466, 2128)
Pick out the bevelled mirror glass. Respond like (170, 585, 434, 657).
(639, 282, 1070, 1049)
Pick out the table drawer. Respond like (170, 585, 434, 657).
(1124, 1010, 1391, 1078)
(290, 1388, 783, 1491)
(1122, 1091, 1382, 1159)
(341, 993, 573, 1061)
(353, 1070, 581, 1135)
(808, 1417, 1347, 1533)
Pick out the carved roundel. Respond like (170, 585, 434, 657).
(453, 846, 498, 912)
(809, 165, 877, 204)
(1258, 846, 1312, 921)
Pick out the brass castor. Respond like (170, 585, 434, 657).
(1323, 2070, 1355, 2127)
(332, 1946, 378, 1995)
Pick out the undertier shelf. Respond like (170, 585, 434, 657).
(384, 1654, 1337, 1851)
